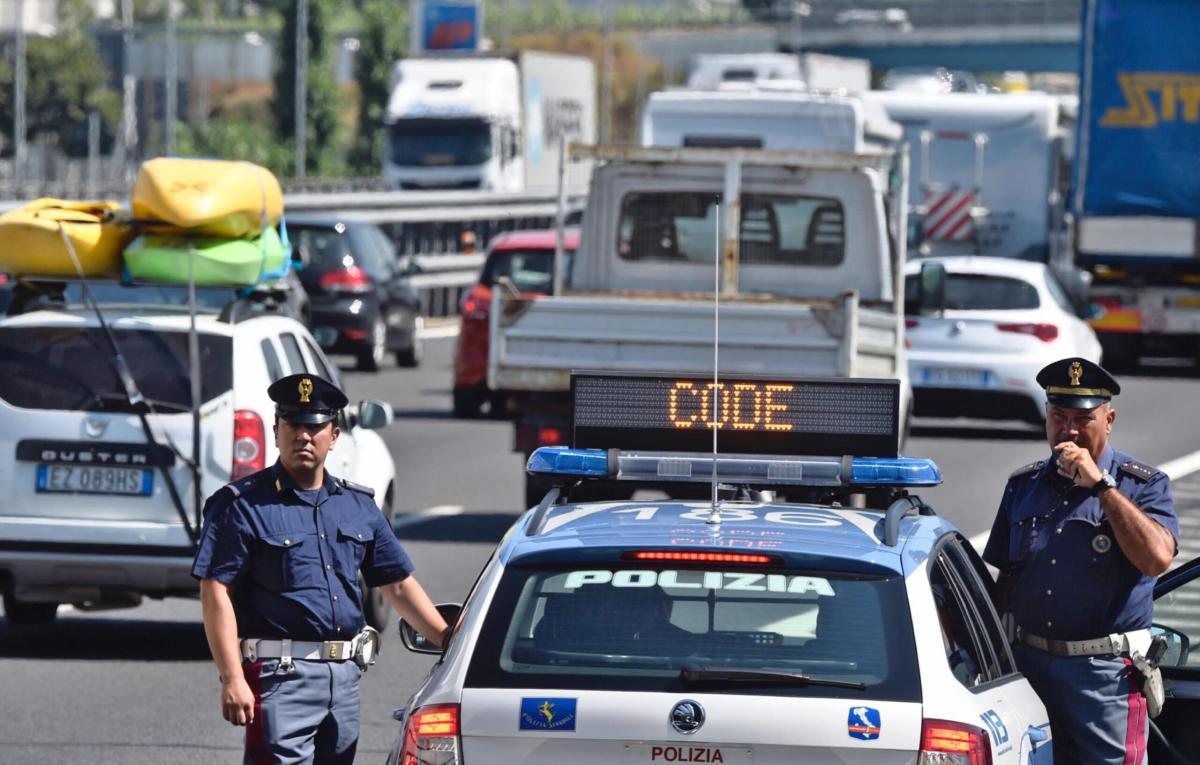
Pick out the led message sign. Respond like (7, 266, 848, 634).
(571, 373, 899, 457)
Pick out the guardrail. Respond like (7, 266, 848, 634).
(410, 252, 486, 317)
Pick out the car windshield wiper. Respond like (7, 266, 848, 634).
(680, 665, 866, 691)
(90, 392, 192, 414)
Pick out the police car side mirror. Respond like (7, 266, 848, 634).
(917, 260, 946, 316)
(1149, 624, 1190, 668)
(400, 603, 463, 654)
(1079, 302, 1105, 322)
(357, 400, 393, 430)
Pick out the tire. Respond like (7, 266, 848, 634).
(396, 322, 423, 368)
(3, 593, 59, 625)
(363, 486, 395, 632)
(357, 317, 387, 372)
(453, 388, 484, 419)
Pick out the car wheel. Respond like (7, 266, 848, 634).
(452, 388, 484, 419)
(357, 318, 387, 372)
(363, 485, 395, 632)
(396, 318, 423, 368)
(3, 593, 59, 625)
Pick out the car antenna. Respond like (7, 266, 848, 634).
(707, 198, 721, 527)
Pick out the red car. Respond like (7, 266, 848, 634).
(453, 228, 578, 418)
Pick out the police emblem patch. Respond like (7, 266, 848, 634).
(298, 377, 313, 403)
(519, 697, 577, 731)
(847, 706, 881, 741)
(1092, 533, 1112, 554)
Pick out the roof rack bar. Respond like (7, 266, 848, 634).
(568, 143, 895, 173)
(882, 495, 935, 547)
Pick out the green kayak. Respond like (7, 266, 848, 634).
(123, 226, 287, 287)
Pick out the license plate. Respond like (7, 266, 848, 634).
(623, 744, 752, 764)
(922, 367, 990, 387)
(36, 464, 153, 496)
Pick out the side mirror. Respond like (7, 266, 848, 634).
(917, 260, 947, 316)
(1079, 302, 1105, 322)
(357, 400, 393, 430)
(400, 603, 463, 654)
(1150, 624, 1190, 667)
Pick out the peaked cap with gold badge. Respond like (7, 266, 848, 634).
(1036, 357, 1121, 410)
(267, 373, 349, 425)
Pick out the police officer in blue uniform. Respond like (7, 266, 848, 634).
(984, 357, 1178, 765)
(193, 374, 449, 764)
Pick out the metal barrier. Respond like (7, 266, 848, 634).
(410, 252, 486, 317)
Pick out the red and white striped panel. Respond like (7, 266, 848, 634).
(923, 188, 974, 242)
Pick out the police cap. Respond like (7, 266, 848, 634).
(1036, 357, 1120, 410)
(267, 373, 348, 425)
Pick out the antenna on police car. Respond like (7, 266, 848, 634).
(707, 199, 721, 526)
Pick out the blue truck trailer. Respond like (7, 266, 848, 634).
(1074, 0, 1200, 365)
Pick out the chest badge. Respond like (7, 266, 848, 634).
(1092, 533, 1113, 554)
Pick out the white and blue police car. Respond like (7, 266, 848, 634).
(388, 373, 1056, 765)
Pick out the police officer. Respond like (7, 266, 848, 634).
(983, 357, 1178, 765)
(193, 373, 449, 764)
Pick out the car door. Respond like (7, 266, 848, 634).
(937, 536, 1053, 764)
(1148, 555, 1200, 763)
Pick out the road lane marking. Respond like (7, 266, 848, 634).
(970, 446, 1200, 553)
(392, 504, 465, 529)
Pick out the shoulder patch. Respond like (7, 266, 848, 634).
(339, 478, 375, 498)
(1118, 460, 1160, 482)
(1009, 460, 1043, 480)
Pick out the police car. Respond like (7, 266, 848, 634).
(0, 284, 398, 626)
(389, 373, 1067, 765)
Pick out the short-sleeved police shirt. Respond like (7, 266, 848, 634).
(983, 445, 1177, 641)
(191, 462, 414, 641)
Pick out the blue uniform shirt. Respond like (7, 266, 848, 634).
(191, 462, 414, 642)
(983, 445, 1177, 641)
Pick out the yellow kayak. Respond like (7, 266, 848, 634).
(0, 198, 130, 278)
(132, 158, 283, 238)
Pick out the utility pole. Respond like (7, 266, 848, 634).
(294, 0, 309, 179)
(601, 0, 613, 144)
(119, 0, 138, 173)
(165, 0, 178, 155)
(13, 0, 27, 187)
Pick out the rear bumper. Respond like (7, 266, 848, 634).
(0, 517, 197, 602)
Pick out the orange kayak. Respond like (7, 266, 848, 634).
(132, 157, 283, 238)
(0, 198, 130, 278)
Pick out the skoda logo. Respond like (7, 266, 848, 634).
(83, 417, 109, 439)
(670, 700, 705, 734)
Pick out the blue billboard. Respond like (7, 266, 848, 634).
(416, 1, 482, 52)
(1075, 0, 1200, 217)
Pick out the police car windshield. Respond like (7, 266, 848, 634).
(466, 564, 920, 701)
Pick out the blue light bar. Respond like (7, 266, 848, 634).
(849, 457, 942, 486)
(528, 447, 942, 488)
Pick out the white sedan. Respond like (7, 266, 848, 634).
(904, 256, 1102, 424)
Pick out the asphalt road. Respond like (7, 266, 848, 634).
(1, 336, 1197, 763)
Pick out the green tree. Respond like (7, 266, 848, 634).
(0, 30, 120, 157)
(272, 0, 342, 175)
(349, 0, 408, 173)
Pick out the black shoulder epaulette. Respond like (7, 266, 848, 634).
(222, 476, 257, 499)
(1118, 459, 1160, 482)
(339, 478, 375, 498)
(1009, 460, 1043, 480)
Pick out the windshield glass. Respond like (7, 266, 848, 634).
(618, 192, 845, 266)
(466, 563, 919, 700)
(482, 249, 575, 293)
(0, 327, 232, 411)
(388, 118, 492, 167)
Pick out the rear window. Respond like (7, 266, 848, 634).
(481, 249, 574, 294)
(290, 225, 352, 270)
(0, 327, 232, 411)
(617, 192, 845, 266)
(466, 563, 919, 701)
(904, 273, 1040, 311)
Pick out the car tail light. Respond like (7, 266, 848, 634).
(461, 284, 491, 320)
(319, 266, 372, 293)
(625, 551, 781, 564)
(399, 704, 461, 765)
(996, 322, 1058, 342)
(232, 410, 265, 480)
(1093, 295, 1124, 309)
(905, 318, 920, 329)
(918, 719, 992, 765)
(537, 427, 562, 446)
(343, 328, 367, 340)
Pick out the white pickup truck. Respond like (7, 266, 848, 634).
(489, 145, 912, 505)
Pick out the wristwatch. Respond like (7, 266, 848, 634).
(1090, 469, 1117, 497)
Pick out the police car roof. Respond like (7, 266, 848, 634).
(500, 499, 959, 576)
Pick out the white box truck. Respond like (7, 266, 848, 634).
(383, 51, 596, 192)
